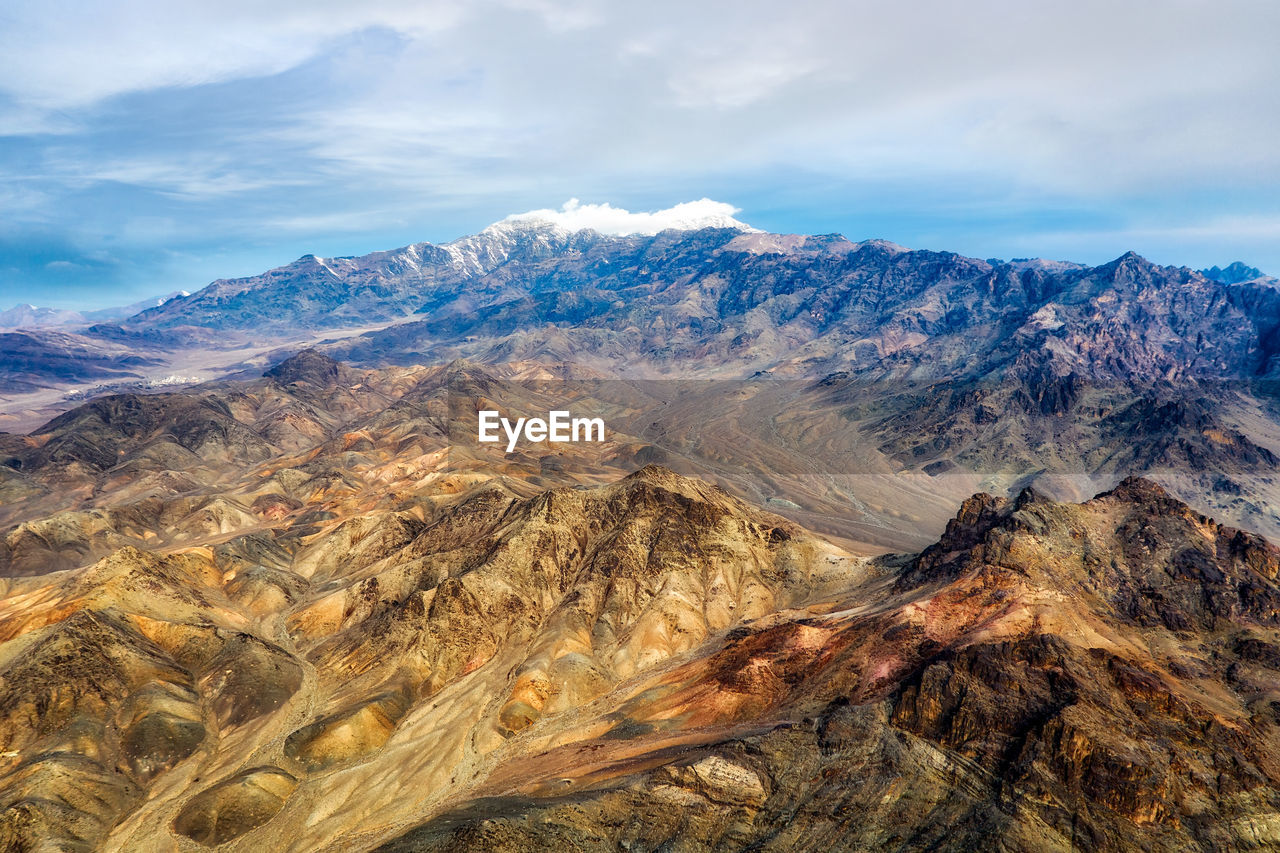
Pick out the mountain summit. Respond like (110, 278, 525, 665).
(1200, 260, 1266, 284)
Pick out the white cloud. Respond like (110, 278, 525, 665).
(498, 198, 756, 235)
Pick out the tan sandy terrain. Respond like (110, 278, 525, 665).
(1, 351, 1279, 850)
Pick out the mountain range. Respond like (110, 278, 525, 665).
(0, 291, 189, 331)
(3, 219, 1277, 389)
(3, 213, 1280, 851)
(5, 216, 1280, 543)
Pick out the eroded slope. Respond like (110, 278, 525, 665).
(1, 466, 1279, 851)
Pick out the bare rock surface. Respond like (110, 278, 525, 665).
(0, 452, 1278, 851)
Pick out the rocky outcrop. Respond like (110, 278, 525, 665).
(374, 477, 1280, 853)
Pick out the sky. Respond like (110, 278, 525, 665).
(1, 1, 1278, 309)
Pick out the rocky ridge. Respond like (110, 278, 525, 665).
(7, 223, 1280, 553)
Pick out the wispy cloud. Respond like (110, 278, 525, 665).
(48, 155, 305, 198)
(0, 1, 469, 109)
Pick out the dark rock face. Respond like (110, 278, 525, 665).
(24, 393, 275, 473)
(263, 348, 352, 387)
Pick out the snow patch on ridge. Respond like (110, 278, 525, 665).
(495, 198, 757, 236)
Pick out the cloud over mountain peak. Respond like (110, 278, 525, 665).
(495, 198, 756, 236)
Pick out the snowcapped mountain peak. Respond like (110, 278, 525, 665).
(432, 199, 755, 277)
